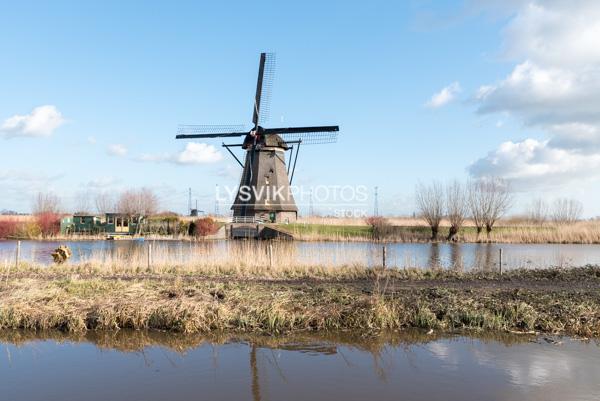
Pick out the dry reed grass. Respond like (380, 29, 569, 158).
(297, 216, 479, 227)
(1, 266, 599, 336)
(293, 218, 600, 244)
(461, 221, 600, 244)
(0, 215, 33, 223)
(69, 242, 377, 279)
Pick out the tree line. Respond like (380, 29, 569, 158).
(415, 179, 585, 241)
(416, 179, 511, 241)
(526, 198, 583, 226)
(33, 188, 160, 217)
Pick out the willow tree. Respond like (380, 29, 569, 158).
(445, 180, 467, 241)
(415, 181, 444, 240)
(551, 198, 583, 224)
(468, 179, 512, 240)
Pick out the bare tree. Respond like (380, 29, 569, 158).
(483, 179, 512, 238)
(95, 192, 115, 215)
(74, 191, 92, 215)
(415, 181, 444, 240)
(31, 192, 63, 237)
(116, 188, 159, 217)
(527, 198, 549, 226)
(467, 181, 486, 240)
(468, 179, 512, 240)
(32, 192, 62, 215)
(551, 198, 583, 224)
(445, 180, 467, 241)
(139, 188, 159, 216)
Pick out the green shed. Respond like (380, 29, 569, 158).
(61, 214, 103, 234)
(104, 213, 144, 235)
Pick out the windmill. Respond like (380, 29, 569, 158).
(176, 53, 339, 224)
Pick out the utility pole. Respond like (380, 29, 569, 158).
(188, 187, 192, 215)
(215, 184, 220, 216)
(374, 186, 379, 216)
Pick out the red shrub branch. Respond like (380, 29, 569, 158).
(35, 212, 61, 237)
(0, 218, 18, 239)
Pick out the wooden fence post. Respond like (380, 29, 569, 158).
(499, 248, 503, 275)
(15, 240, 21, 268)
(268, 242, 273, 268)
(382, 245, 387, 269)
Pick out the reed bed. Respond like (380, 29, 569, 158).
(69, 241, 382, 278)
(288, 220, 600, 244)
(461, 222, 600, 244)
(0, 238, 594, 276)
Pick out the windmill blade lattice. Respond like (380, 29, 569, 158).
(257, 53, 276, 126)
(176, 124, 248, 139)
(276, 131, 338, 145)
(177, 124, 247, 135)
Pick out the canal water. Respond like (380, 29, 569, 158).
(1, 331, 598, 401)
(1, 239, 600, 270)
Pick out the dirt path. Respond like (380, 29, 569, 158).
(4, 268, 600, 292)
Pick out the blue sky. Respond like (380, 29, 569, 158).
(2, 1, 600, 216)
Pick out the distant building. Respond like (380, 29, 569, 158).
(60, 213, 145, 236)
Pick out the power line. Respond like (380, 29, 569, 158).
(188, 187, 192, 215)
(374, 186, 379, 217)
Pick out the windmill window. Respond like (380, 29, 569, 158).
(108, 216, 114, 224)
(124, 219, 129, 228)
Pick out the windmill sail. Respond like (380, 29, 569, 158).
(252, 53, 276, 127)
(265, 126, 339, 145)
(176, 125, 247, 139)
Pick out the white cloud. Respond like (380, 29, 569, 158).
(426, 82, 461, 108)
(475, 61, 597, 126)
(87, 136, 97, 145)
(470, 1, 600, 188)
(468, 139, 600, 189)
(0, 105, 65, 138)
(107, 144, 128, 157)
(139, 142, 223, 165)
(501, 1, 600, 68)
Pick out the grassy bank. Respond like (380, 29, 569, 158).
(1, 264, 599, 337)
(282, 219, 600, 244)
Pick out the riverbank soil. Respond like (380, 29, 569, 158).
(0, 266, 599, 336)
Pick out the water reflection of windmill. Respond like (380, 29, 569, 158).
(176, 53, 339, 226)
(248, 340, 339, 401)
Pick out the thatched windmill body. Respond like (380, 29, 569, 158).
(176, 53, 339, 223)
